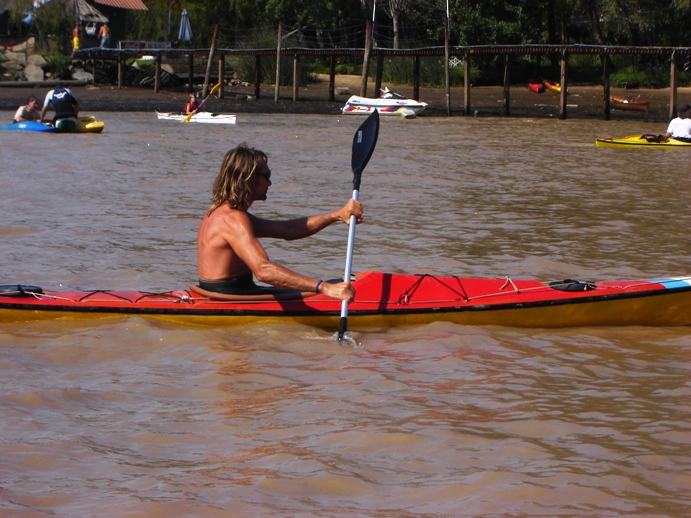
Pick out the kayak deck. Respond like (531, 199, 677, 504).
(595, 134, 691, 148)
(2, 271, 690, 328)
(155, 111, 237, 124)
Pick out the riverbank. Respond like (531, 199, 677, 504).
(1, 74, 688, 121)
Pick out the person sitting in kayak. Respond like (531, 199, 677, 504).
(197, 143, 363, 301)
(13, 96, 41, 123)
(40, 87, 79, 123)
(663, 103, 691, 142)
(184, 93, 199, 115)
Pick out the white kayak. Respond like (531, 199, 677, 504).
(341, 88, 428, 118)
(155, 111, 237, 124)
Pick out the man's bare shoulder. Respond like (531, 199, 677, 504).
(201, 205, 254, 234)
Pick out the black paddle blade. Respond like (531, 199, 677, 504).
(351, 110, 380, 190)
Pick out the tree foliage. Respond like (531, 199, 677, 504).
(8, 0, 691, 51)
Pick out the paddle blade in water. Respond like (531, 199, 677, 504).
(351, 110, 379, 190)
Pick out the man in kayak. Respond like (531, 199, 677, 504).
(40, 87, 80, 123)
(197, 143, 363, 302)
(663, 103, 691, 141)
(13, 96, 41, 123)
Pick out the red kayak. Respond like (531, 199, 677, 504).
(528, 82, 545, 94)
(2, 271, 691, 328)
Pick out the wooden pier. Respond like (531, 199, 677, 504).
(75, 44, 691, 120)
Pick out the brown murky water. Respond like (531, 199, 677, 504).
(1, 112, 690, 516)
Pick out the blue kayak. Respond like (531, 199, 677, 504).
(0, 121, 57, 132)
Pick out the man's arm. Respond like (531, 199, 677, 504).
(252, 199, 363, 241)
(228, 211, 356, 301)
(39, 93, 50, 121)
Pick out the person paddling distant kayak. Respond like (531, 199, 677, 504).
(184, 93, 199, 115)
(197, 143, 363, 301)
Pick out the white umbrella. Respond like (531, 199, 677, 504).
(178, 9, 192, 42)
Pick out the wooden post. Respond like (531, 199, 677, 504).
(558, 50, 568, 119)
(255, 54, 261, 99)
(360, 20, 372, 97)
(275, 20, 282, 103)
(503, 54, 511, 116)
(602, 53, 610, 120)
(187, 54, 194, 93)
(374, 51, 383, 96)
(218, 54, 225, 98)
(670, 50, 678, 121)
(444, 14, 451, 116)
(117, 52, 122, 89)
(328, 55, 336, 102)
(413, 55, 420, 102)
(463, 52, 471, 116)
(154, 53, 161, 93)
(292, 52, 299, 102)
(203, 25, 219, 96)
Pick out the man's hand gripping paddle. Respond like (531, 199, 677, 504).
(183, 83, 221, 122)
(337, 110, 380, 344)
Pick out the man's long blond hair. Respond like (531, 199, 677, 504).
(208, 143, 268, 213)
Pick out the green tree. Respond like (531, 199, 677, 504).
(9, 0, 76, 52)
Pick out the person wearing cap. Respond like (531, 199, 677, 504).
(663, 103, 691, 141)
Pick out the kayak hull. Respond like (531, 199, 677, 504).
(595, 134, 691, 148)
(528, 82, 545, 93)
(341, 95, 428, 117)
(0, 116, 104, 133)
(0, 121, 57, 132)
(75, 116, 105, 133)
(609, 95, 650, 112)
(542, 80, 561, 93)
(2, 272, 690, 329)
(156, 111, 237, 124)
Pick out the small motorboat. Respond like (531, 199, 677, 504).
(595, 134, 691, 148)
(156, 111, 237, 124)
(609, 95, 650, 113)
(0, 116, 105, 133)
(341, 88, 428, 118)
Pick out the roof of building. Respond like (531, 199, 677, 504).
(93, 0, 148, 10)
(77, 0, 109, 24)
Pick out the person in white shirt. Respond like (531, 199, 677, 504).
(664, 104, 691, 141)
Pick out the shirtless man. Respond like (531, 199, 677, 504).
(98, 23, 110, 49)
(197, 143, 363, 302)
(71, 25, 79, 57)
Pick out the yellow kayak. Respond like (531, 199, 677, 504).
(75, 116, 105, 133)
(595, 134, 691, 149)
